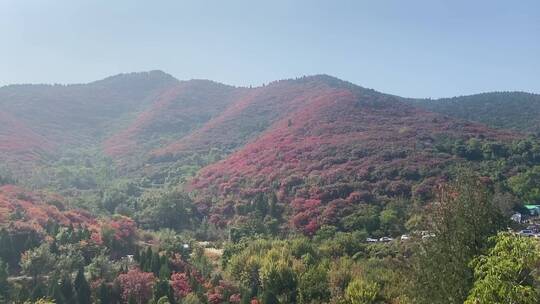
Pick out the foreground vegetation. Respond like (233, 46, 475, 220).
(1, 168, 540, 304)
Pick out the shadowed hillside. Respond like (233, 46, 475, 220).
(411, 92, 540, 134)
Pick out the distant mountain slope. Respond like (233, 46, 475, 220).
(411, 92, 540, 133)
(0, 70, 178, 168)
(104, 80, 247, 161)
(151, 76, 354, 160)
(0, 70, 177, 144)
(2, 71, 537, 234)
(185, 77, 519, 230)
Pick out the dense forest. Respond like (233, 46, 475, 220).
(1, 72, 540, 303)
(411, 92, 540, 134)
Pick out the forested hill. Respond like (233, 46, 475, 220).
(411, 92, 540, 134)
(3, 72, 540, 304)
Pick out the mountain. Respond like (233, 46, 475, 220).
(2, 72, 537, 235)
(0, 70, 178, 171)
(411, 92, 540, 134)
(103, 79, 247, 163)
(179, 76, 521, 231)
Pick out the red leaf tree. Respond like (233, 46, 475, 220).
(117, 268, 155, 304)
(170, 272, 192, 300)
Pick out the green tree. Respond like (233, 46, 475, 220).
(98, 282, 111, 304)
(151, 251, 161, 275)
(74, 268, 91, 304)
(48, 278, 66, 304)
(55, 244, 85, 278)
(86, 250, 115, 282)
(60, 275, 75, 303)
(0, 229, 14, 266)
(259, 248, 297, 303)
(159, 263, 171, 280)
(157, 296, 172, 304)
(102, 187, 128, 214)
(298, 264, 330, 304)
(509, 165, 540, 203)
(143, 247, 153, 272)
(465, 233, 540, 304)
(153, 278, 175, 304)
(137, 189, 195, 231)
(327, 257, 361, 301)
(411, 170, 506, 304)
(182, 293, 203, 304)
(0, 258, 10, 302)
(20, 244, 57, 279)
(31, 282, 47, 301)
(345, 278, 380, 304)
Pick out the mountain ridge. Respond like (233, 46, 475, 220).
(0, 71, 536, 181)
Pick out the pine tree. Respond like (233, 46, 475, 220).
(74, 268, 91, 304)
(138, 248, 146, 270)
(0, 259, 10, 301)
(269, 192, 280, 218)
(60, 275, 75, 303)
(151, 252, 161, 275)
(0, 230, 14, 265)
(111, 280, 122, 304)
(49, 278, 66, 304)
(98, 282, 111, 304)
(128, 294, 137, 304)
(159, 263, 171, 280)
(50, 240, 59, 255)
(153, 279, 170, 303)
(31, 281, 46, 300)
(134, 247, 140, 263)
(262, 291, 279, 304)
(144, 247, 153, 272)
(16, 284, 30, 303)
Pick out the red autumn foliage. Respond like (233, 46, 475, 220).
(108, 216, 137, 242)
(170, 272, 192, 299)
(104, 80, 247, 162)
(0, 71, 177, 169)
(206, 280, 241, 304)
(0, 111, 54, 165)
(178, 76, 518, 234)
(117, 268, 155, 304)
(229, 294, 241, 303)
(207, 292, 224, 304)
(0, 185, 98, 234)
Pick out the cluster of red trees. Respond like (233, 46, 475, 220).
(0, 185, 98, 233)
(187, 80, 517, 235)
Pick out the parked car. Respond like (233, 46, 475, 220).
(519, 229, 535, 237)
(366, 238, 378, 243)
(422, 233, 435, 240)
(400, 234, 410, 241)
(379, 237, 393, 242)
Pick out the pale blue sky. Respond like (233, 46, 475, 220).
(1, 0, 538, 98)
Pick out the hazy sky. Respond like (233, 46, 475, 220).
(1, 0, 538, 98)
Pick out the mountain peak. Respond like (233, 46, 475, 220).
(92, 70, 179, 86)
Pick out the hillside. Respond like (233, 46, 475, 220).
(411, 92, 540, 134)
(181, 77, 523, 232)
(2, 72, 537, 235)
(3, 72, 540, 304)
(0, 185, 98, 232)
(0, 70, 178, 171)
(103, 80, 247, 163)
